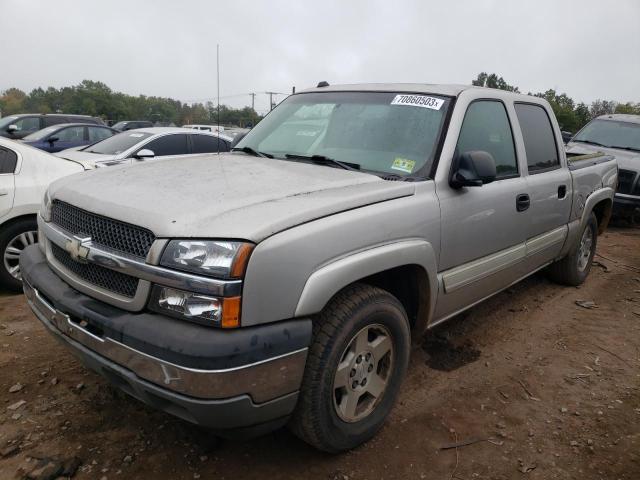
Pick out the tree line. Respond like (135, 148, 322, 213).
(0, 80, 262, 127)
(472, 72, 640, 132)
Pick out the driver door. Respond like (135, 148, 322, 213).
(434, 100, 530, 319)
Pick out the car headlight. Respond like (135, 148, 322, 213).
(149, 286, 241, 328)
(41, 190, 52, 222)
(160, 240, 253, 279)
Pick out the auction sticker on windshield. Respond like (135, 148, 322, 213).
(391, 95, 444, 110)
(391, 157, 416, 173)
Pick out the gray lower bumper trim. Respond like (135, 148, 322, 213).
(24, 280, 307, 403)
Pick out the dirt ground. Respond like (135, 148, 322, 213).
(0, 227, 639, 480)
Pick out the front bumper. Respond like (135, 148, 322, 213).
(20, 244, 311, 432)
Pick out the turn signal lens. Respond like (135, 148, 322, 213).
(221, 296, 241, 329)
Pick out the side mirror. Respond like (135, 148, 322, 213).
(7, 124, 17, 133)
(449, 150, 497, 189)
(48, 136, 59, 143)
(134, 148, 155, 159)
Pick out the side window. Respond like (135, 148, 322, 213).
(142, 134, 188, 156)
(0, 146, 18, 174)
(515, 103, 559, 173)
(456, 101, 518, 178)
(88, 127, 113, 142)
(191, 135, 228, 153)
(14, 117, 41, 132)
(44, 116, 67, 127)
(56, 126, 86, 142)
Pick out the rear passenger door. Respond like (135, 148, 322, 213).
(0, 145, 17, 218)
(190, 134, 229, 154)
(515, 103, 571, 265)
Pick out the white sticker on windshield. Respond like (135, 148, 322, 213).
(129, 133, 144, 137)
(390, 95, 444, 110)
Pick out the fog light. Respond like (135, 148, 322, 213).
(150, 286, 241, 328)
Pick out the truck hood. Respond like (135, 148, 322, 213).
(566, 142, 640, 172)
(48, 154, 416, 242)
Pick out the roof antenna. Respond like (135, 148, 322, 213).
(317, 81, 330, 88)
(217, 43, 220, 155)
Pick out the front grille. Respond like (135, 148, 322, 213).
(617, 169, 637, 195)
(51, 243, 138, 298)
(50, 200, 155, 258)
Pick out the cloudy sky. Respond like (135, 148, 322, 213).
(1, 0, 638, 113)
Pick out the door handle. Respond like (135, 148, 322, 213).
(558, 185, 567, 199)
(516, 193, 530, 212)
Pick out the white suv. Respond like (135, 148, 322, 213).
(0, 137, 91, 290)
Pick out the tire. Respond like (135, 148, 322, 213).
(547, 212, 598, 286)
(290, 283, 411, 452)
(0, 217, 38, 291)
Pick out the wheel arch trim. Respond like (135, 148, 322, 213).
(294, 239, 437, 325)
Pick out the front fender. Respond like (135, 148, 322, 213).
(295, 239, 438, 321)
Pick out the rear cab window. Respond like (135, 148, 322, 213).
(515, 103, 560, 174)
(0, 146, 18, 174)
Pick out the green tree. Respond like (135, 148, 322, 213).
(472, 72, 520, 92)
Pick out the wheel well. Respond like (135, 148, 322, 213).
(0, 213, 38, 233)
(591, 199, 612, 234)
(359, 264, 430, 333)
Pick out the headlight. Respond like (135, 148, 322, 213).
(160, 240, 253, 279)
(149, 286, 241, 328)
(41, 190, 52, 222)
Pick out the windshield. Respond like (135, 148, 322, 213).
(236, 91, 451, 177)
(573, 119, 640, 151)
(23, 126, 58, 141)
(112, 122, 128, 130)
(85, 131, 152, 155)
(0, 116, 19, 129)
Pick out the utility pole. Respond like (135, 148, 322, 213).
(265, 91, 278, 111)
(249, 92, 256, 111)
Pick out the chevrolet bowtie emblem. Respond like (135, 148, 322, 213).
(65, 235, 91, 263)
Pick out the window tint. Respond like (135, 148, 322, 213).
(0, 146, 18, 174)
(57, 126, 85, 142)
(88, 127, 113, 142)
(44, 116, 68, 127)
(456, 101, 518, 178)
(191, 134, 228, 153)
(13, 117, 40, 132)
(142, 134, 188, 156)
(515, 103, 559, 173)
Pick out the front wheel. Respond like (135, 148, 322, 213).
(547, 212, 598, 286)
(0, 217, 38, 291)
(290, 283, 410, 452)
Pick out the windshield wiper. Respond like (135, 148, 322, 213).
(608, 145, 640, 152)
(232, 146, 273, 158)
(284, 154, 360, 171)
(573, 139, 609, 148)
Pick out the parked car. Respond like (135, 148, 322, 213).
(0, 114, 104, 140)
(0, 138, 94, 290)
(20, 123, 117, 153)
(55, 128, 232, 167)
(182, 124, 224, 133)
(112, 120, 154, 132)
(566, 114, 640, 221)
(22, 84, 616, 452)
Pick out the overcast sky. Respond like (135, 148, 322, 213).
(1, 0, 638, 114)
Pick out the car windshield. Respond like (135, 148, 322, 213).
(573, 119, 640, 152)
(112, 122, 128, 130)
(85, 131, 152, 155)
(235, 91, 451, 177)
(23, 127, 58, 141)
(0, 116, 19, 129)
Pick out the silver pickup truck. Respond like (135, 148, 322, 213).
(20, 84, 617, 452)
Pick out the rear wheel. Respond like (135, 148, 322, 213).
(0, 218, 38, 291)
(548, 212, 597, 286)
(290, 283, 410, 452)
